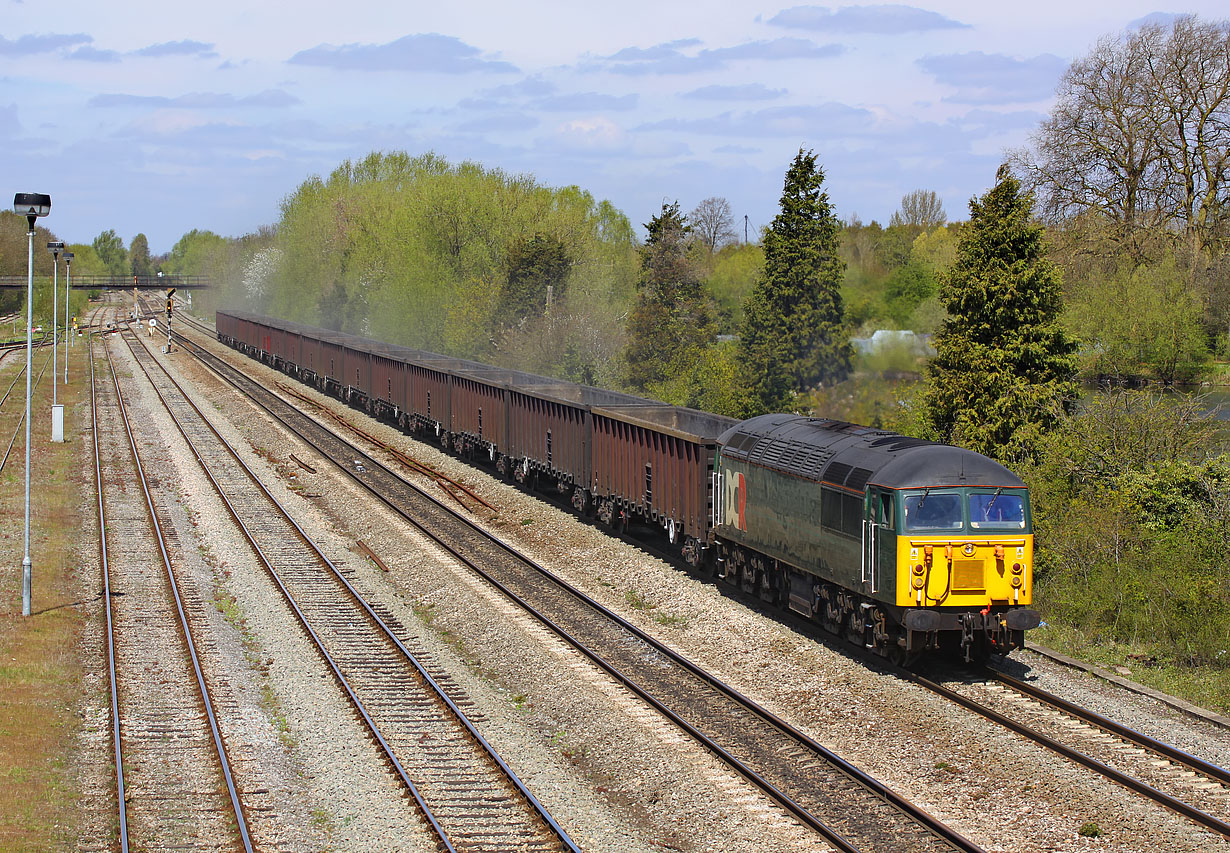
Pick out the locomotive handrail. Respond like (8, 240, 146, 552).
(908, 538, 1027, 546)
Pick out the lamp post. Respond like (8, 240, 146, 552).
(63, 252, 73, 378)
(14, 192, 51, 617)
(47, 241, 63, 411)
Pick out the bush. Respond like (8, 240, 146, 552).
(1027, 390, 1230, 666)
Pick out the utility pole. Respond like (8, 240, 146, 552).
(744, 214, 749, 244)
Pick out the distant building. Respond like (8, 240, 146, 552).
(850, 329, 934, 357)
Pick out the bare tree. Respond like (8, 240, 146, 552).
(689, 196, 737, 252)
(1142, 16, 1230, 246)
(889, 189, 947, 228)
(1016, 15, 1230, 250)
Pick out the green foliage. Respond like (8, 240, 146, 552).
(0, 212, 59, 315)
(1067, 253, 1210, 383)
(495, 233, 572, 329)
(910, 225, 959, 273)
(91, 229, 128, 278)
(262, 150, 637, 369)
(704, 243, 763, 333)
(163, 229, 228, 276)
(63, 244, 108, 277)
(493, 303, 626, 388)
(924, 167, 1079, 462)
(129, 233, 153, 278)
(874, 223, 921, 270)
(740, 149, 852, 415)
(646, 339, 750, 417)
(1025, 390, 1230, 666)
(624, 203, 716, 392)
(1079, 823, 1101, 838)
(883, 260, 937, 327)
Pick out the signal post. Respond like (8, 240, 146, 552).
(164, 287, 175, 353)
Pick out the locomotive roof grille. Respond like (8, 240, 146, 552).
(717, 413, 1025, 491)
(824, 460, 853, 485)
(845, 466, 874, 492)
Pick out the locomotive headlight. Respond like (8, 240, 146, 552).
(1011, 575, 1023, 588)
(912, 563, 925, 576)
(1011, 562, 1023, 574)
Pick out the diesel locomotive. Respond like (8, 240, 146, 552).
(216, 309, 1040, 661)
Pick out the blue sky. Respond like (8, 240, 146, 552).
(1, 2, 1221, 252)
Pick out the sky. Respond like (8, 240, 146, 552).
(1, 2, 1223, 253)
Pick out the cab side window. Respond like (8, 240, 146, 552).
(879, 492, 894, 527)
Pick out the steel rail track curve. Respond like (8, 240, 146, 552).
(168, 317, 986, 853)
(124, 326, 580, 853)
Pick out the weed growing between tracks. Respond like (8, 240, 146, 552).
(206, 545, 298, 753)
(0, 345, 92, 848)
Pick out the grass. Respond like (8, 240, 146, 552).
(205, 544, 299, 752)
(1031, 622, 1230, 716)
(623, 588, 690, 628)
(0, 343, 92, 849)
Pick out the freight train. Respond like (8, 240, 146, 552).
(216, 309, 1040, 662)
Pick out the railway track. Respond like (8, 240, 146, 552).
(165, 314, 983, 853)
(92, 328, 253, 851)
(906, 663, 1230, 841)
(121, 324, 579, 853)
(176, 305, 1230, 846)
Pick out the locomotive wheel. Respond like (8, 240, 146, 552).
(846, 608, 867, 647)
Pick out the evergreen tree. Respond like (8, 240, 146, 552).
(739, 149, 851, 415)
(129, 233, 153, 278)
(624, 202, 715, 392)
(494, 233, 572, 328)
(924, 166, 1078, 461)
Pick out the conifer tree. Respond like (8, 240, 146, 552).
(624, 202, 715, 392)
(739, 149, 851, 415)
(924, 166, 1078, 461)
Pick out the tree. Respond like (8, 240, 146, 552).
(494, 233, 572, 328)
(889, 189, 947, 229)
(92, 229, 128, 278)
(704, 242, 764, 333)
(1017, 15, 1230, 251)
(883, 260, 937, 327)
(739, 150, 851, 415)
(1067, 253, 1209, 383)
(689, 196, 736, 253)
(129, 233, 153, 278)
(624, 202, 715, 391)
(924, 166, 1078, 462)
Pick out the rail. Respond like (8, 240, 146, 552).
(97, 327, 253, 851)
(125, 324, 579, 853)
(172, 319, 984, 853)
